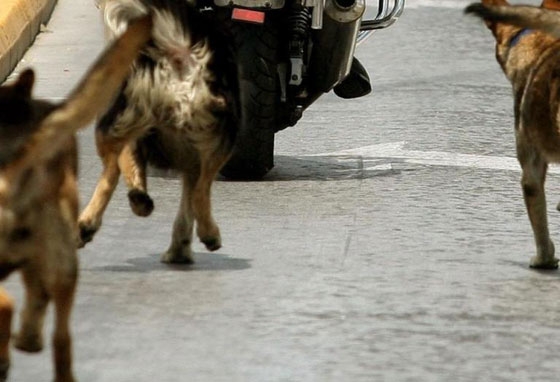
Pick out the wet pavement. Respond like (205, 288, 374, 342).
(5, 0, 560, 381)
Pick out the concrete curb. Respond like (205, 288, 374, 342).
(0, 0, 58, 82)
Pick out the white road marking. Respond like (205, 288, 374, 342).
(310, 141, 560, 174)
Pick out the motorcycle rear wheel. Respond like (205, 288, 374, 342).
(219, 19, 279, 180)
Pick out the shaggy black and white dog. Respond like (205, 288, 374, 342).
(80, 0, 239, 263)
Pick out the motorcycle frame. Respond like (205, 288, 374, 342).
(209, 0, 405, 127)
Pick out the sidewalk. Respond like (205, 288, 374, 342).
(0, 0, 57, 82)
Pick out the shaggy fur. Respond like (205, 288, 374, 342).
(0, 16, 151, 381)
(79, 0, 238, 263)
(466, 0, 560, 269)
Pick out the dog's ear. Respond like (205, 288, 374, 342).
(542, 0, 560, 11)
(0, 69, 36, 166)
(12, 69, 35, 99)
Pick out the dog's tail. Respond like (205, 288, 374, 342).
(102, 0, 196, 70)
(465, 3, 560, 38)
(18, 14, 152, 169)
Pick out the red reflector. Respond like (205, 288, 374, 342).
(232, 8, 265, 24)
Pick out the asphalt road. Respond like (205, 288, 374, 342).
(5, 0, 560, 381)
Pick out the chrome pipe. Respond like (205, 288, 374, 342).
(360, 0, 405, 31)
(356, 0, 405, 45)
(311, 0, 324, 30)
(376, 0, 389, 19)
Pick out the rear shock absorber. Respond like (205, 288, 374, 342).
(287, 4, 312, 86)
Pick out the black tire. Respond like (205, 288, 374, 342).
(219, 19, 279, 180)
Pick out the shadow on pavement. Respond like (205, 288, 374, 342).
(92, 252, 251, 273)
(266, 155, 401, 181)
(150, 155, 402, 182)
(500, 260, 560, 277)
(233, 155, 401, 182)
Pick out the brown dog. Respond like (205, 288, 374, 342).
(0, 16, 151, 381)
(465, 0, 560, 269)
(78, 0, 238, 264)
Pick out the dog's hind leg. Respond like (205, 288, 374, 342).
(161, 170, 198, 264)
(119, 141, 154, 217)
(192, 148, 231, 252)
(78, 131, 124, 247)
(518, 141, 559, 269)
(0, 288, 13, 381)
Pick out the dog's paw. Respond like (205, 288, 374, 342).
(197, 225, 221, 252)
(161, 246, 194, 264)
(530, 255, 559, 270)
(77, 222, 98, 248)
(128, 189, 154, 217)
(200, 236, 221, 252)
(13, 332, 43, 353)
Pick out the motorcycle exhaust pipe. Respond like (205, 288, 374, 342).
(308, 0, 365, 93)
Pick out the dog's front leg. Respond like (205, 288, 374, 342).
(161, 171, 197, 263)
(518, 142, 558, 269)
(0, 288, 13, 381)
(14, 266, 49, 353)
(51, 263, 77, 382)
(78, 132, 124, 247)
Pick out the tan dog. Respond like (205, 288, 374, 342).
(0, 16, 152, 381)
(465, 0, 560, 269)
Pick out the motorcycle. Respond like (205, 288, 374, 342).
(201, 0, 405, 179)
